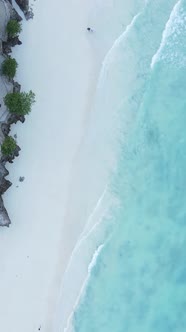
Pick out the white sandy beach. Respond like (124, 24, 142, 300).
(0, 0, 142, 331)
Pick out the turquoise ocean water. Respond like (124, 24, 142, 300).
(72, 1, 186, 331)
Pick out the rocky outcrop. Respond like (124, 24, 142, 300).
(10, 8, 22, 22)
(1, 111, 25, 136)
(0, 104, 22, 225)
(15, 0, 33, 20)
(0, 164, 11, 195)
(0, 164, 11, 226)
(6, 0, 23, 22)
(1, 145, 21, 164)
(0, 1, 28, 226)
(0, 197, 10, 226)
(15, 0, 29, 13)
(3, 37, 22, 55)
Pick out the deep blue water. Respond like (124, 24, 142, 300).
(72, 1, 186, 331)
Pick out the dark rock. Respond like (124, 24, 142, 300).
(2, 44, 12, 55)
(15, 0, 34, 20)
(0, 0, 29, 227)
(0, 197, 11, 227)
(0, 165, 11, 226)
(15, 0, 29, 14)
(2, 37, 22, 55)
(25, 8, 34, 20)
(7, 113, 25, 125)
(10, 8, 22, 22)
(19, 176, 25, 182)
(1, 123, 11, 136)
(14, 145, 21, 157)
(1, 112, 24, 136)
(13, 81, 21, 93)
(0, 164, 9, 178)
(10, 37, 22, 47)
(1, 145, 21, 164)
(7, 36, 22, 47)
(0, 178, 12, 195)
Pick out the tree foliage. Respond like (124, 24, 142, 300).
(6, 19, 22, 38)
(1, 136, 17, 156)
(1, 57, 18, 79)
(4, 91, 35, 115)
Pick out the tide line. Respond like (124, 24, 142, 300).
(64, 243, 105, 332)
(53, 187, 109, 332)
(150, 0, 181, 68)
(97, 10, 144, 91)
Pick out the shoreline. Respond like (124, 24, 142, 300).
(0, 0, 141, 331)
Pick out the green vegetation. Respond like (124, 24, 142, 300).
(6, 19, 22, 38)
(1, 57, 18, 79)
(4, 91, 35, 115)
(1, 136, 17, 156)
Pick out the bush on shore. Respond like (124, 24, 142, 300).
(4, 91, 35, 115)
(1, 57, 18, 79)
(1, 136, 17, 156)
(6, 19, 22, 38)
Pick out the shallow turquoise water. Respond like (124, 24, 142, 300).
(72, 1, 186, 331)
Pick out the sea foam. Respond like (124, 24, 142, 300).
(72, 1, 184, 332)
(151, 0, 185, 68)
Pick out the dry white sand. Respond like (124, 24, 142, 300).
(0, 0, 143, 331)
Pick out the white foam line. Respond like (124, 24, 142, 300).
(63, 243, 105, 332)
(63, 229, 115, 332)
(57, 9, 147, 332)
(150, 0, 181, 68)
(54, 7, 149, 332)
(78, 186, 108, 240)
(63, 186, 107, 277)
(53, 187, 108, 332)
(97, 11, 142, 90)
